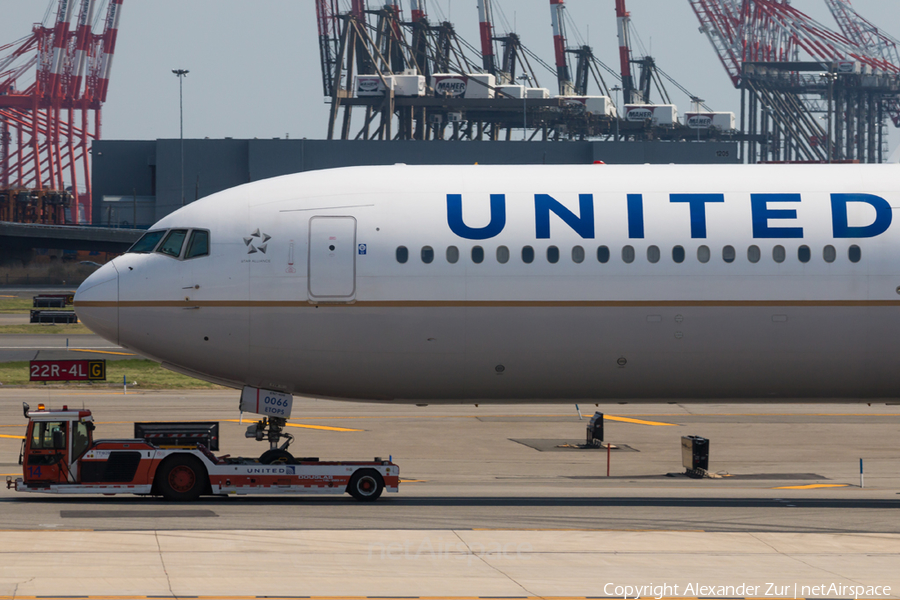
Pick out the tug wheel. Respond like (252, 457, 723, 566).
(347, 469, 384, 501)
(259, 449, 295, 464)
(156, 455, 207, 501)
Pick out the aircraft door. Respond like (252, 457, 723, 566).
(308, 216, 357, 302)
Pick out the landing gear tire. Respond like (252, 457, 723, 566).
(259, 449, 295, 464)
(347, 469, 384, 501)
(157, 455, 207, 501)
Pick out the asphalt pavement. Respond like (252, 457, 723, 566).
(1, 382, 898, 597)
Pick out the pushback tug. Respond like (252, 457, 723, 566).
(7, 402, 398, 501)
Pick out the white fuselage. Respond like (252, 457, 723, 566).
(75, 164, 900, 402)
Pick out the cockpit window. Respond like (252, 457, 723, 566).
(156, 229, 188, 258)
(185, 230, 210, 259)
(127, 230, 166, 254)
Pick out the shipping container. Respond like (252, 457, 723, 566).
(526, 87, 551, 99)
(355, 75, 393, 97)
(561, 96, 617, 117)
(430, 73, 497, 98)
(684, 112, 736, 131)
(392, 74, 426, 97)
(464, 74, 496, 99)
(496, 85, 525, 99)
(625, 104, 678, 125)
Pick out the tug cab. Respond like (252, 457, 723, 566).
(21, 403, 94, 485)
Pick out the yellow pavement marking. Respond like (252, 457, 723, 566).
(68, 348, 135, 356)
(0, 473, 19, 477)
(400, 479, 428, 483)
(0, 434, 24, 440)
(224, 419, 362, 432)
(284, 422, 363, 432)
(772, 483, 850, 490)
(0, 528, 93, 533)
(65, 391, 146, 395)
(604, 415, 676, 426)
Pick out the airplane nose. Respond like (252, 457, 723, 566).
(74, 260, 119, 344)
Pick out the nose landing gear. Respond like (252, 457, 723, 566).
(246, 417, 296, 464)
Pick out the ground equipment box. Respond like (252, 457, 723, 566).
(681, 435, 709, 471)
(134, 422, 220, 451)
(587, 412, 604, 446)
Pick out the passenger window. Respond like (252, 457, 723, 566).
(471, 246, 484, 264)
(396, 246, 409, 263)
(547, 246, 559, 264)
(421, 246, 434, 264)
(748, 245, 761, 263)
(446, 246, 459, 264)
(722, 245, 736, 263)
(622, 245, 635, 264)
(522, 246, 535, 264)
(496, 246, 510, 264)
(773, 245, 786, 263)
(697, 245, 710, 263)
(672, 246, 685, 264)
(185, 230, 210, 259)
(597, 246, 610, 264)
(647, 245, 660, 264)
(824, 245, 836, 263)
(128, 230, 166, 254)
(156, 229, 188, 258)
(572, 246, 585, 264)
(849, 245, 862, 263)
(798, 245, 811, 263)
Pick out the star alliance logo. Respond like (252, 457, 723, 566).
(244, 229, 271, 254)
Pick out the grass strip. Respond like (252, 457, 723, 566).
(0, 359, 225, 389)
(0, 297, 37, 314)
(0, 323, 91, 334)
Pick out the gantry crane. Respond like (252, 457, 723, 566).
(0, 0, 123, 225)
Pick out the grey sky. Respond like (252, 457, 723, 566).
(1, 0, 898, 151)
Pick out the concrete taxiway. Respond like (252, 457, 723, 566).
(0, 389, 898, 597)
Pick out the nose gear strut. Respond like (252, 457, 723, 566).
(245, 416, 294, 451)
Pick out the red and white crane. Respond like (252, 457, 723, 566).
(0, 0, 124, 225)
(476, 0, 497, 76)
(316, 0, 341, 96)
(549, 0, 572, 95)
(351, 0, 366, 20)
(410, 0, 426, 24)
(615, 0, 639, 104)
(823, 0, 900, 126)
(409, 0, 430, 78)
(689, 0, 900, 84)
(686, 0, 743, 86)
(824, 0, 900, 67)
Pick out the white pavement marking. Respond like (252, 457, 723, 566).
(0, 530, 898, 597)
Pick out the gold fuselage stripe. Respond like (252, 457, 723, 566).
(76, 300, 900, 308)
